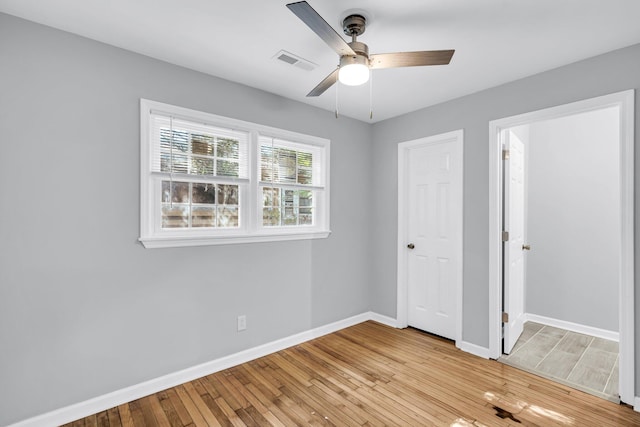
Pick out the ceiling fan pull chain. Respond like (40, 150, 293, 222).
(369, 70, 373, 120)
(335, 78, 339, 119)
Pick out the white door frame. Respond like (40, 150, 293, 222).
(488, 90, 635, 404)
(397, 129, 464, 346)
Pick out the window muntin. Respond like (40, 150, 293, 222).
(140, 99, 330, 248)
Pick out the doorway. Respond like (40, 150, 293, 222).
(488, 90, 635, 404)
(397, 130, 463, 344)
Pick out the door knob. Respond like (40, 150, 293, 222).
(522, 244, 531, 251)
(407, 243, 415, 249)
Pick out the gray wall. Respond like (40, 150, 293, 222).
(2, 10, 640, 425)
(371, 43, 640, 389)
(0, 14, 373, 425)
(526, 109, 619, 331)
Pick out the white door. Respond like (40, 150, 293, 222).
(503, 130, 526, 354)
(405, 134, 462, 340)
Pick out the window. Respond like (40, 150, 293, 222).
(140, 99, 330, 248)
(259, 137, 324, 228)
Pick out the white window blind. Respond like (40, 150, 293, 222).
(259, 136, 324, 188)
(150, 113, 249, 181)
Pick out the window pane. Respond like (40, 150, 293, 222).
(217, 206, 238, 227)
(192, 207, 215, 227)
(299, 207, 313, 225)
(162, 181, 190, 203)
(171, 154, 188, 174)
(283, 189, 294, 207)
(162, 205, 189, 228)
(217, 184, 238, 205)
(160, 153, 171, 172)
(297, 168, 312, 185)
(278, 149, 297, 183)
(192, 183, 215, 204)
(216, 159, 239, 177)
(192, 157, 214, 175)
(299, 190, 312, 206)
(263, 207, 280, 226)
(191, 134, 214, 156)
(217, 138, 239, 159)
(298, 151, 312, 168)
(260, 145, 274, 181)
(160, 129, 188, 152)
(283, 207, 297, 225)
(262, 187, 279, 207)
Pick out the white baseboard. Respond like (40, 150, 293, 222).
(10, 311, 388, 427)
(457, 341, 491, 359)
(369, 312, 399, 328)
(635, 396, 640, 413)
(524, 313, 619, 342)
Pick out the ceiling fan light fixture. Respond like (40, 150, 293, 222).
(338, 55, 370, 86)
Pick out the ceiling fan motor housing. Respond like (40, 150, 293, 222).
(347, 41, 369, 58)
(340, 54, 368, 69)
(342, 14, 366, 37)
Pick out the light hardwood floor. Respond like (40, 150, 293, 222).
(63, 321, 640, 426)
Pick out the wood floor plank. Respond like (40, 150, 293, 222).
(174, 384, 210, 427)
(224, 371, 287, 427)
(241, 362, 282, 399)
(183, 381, 223, 427)
(162, 388, 194, 426)
(116, 403, 134, 427)
(125, 401, 147, 426)
(198, 392, 234, 427)
(208, 373, 245, 411)
(156, 391, 184, 427)
(83, 414, 98, 427)
(214, 396, 247, 427)
(64, 321, 640, 427)
(106, 407, 122, 427)
(146, 394, 172, 427)
(95, 411, 110, 427)
(244, 383, 294, 426)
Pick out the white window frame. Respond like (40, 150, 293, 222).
(140, 99, 331, 248)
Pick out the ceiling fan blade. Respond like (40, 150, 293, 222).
(287, 1, 356, 57)
(369, 50, 455, 69)
(307, 68, 339, 97)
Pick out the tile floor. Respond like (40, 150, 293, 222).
(499, 322, 619, 402)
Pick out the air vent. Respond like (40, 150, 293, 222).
(273, 50, 316, 71)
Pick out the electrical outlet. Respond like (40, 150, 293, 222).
(237, 315, 247, 331)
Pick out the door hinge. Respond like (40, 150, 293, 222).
(502, 231, 509, 242)
(502, 312, 509, 323)
(503, 149, 510, 160)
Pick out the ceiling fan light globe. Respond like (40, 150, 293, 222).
(339, 63, 370, 85)
(338, 54, 370, 86)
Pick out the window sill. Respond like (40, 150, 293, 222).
(139, 230, 331, 249)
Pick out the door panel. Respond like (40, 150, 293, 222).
(504, 130, 526, 353)
(406, 138, 461, 340)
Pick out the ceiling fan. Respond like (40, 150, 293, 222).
(286, 1, 455, 97)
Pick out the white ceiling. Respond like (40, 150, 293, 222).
(2, 0, 640, 122)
